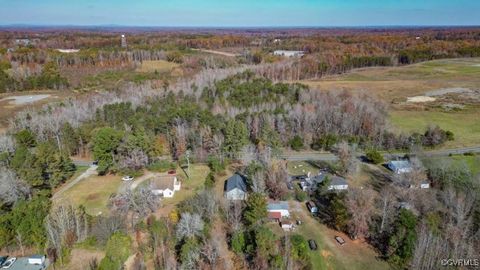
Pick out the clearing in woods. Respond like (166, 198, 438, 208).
(135, 60, 180, 73)
(54, 174, 123, 216)
(300, 58, 480, 148)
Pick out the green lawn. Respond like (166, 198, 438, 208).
(287, 161, 320, 176)
(390, 107, 480, 148)
(139, 164, 210, 206)
(425, 154, 480, 176)
(57, 174, 123, 216)
(451, 155, 480, 175)
(164, 164, 210, 205)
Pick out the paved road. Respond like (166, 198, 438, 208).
(52, 165, 98, 200)
(72, 160, 94, 167)
(280, 146, 480, 161)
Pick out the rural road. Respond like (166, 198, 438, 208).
(191, 48, 240, 57)
(52, 165, 98, 199)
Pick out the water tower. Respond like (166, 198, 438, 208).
(121, 34, 127, 48)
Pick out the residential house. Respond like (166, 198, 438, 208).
(273, 50, 305, 57)
(150, 175, 181, 198)
(224, 173, 248, 200)
(328, 176, 349, 190)
(300, 173, 348, 192)
(268, 211, 282, 222)
(387, 160, 413, 174)
(267, 201, 290, 218)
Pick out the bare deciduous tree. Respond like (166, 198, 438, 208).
(45, 203, 89, 263)
(0, 167, 30, 205)
(346, 187, 376, 239)
(176, 213, 204, 240)
(92, 214, 127, 245)
(335, 141, 358, 176)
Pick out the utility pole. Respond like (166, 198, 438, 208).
(185, 150, 191, 179)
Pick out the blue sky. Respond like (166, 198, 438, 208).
(0, 0, 479, 27)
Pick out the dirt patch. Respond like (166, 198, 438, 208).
(321, 249, 333, 258)
(86, 193, 100, 201)
(1, 94, 51, 105)
(425, 87, 474, 96)
(407, 96, 437, 103)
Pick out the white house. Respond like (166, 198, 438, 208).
(388, 160, 413, 174)
(267, 201, 290, 218)
(150, 176, 181, 198)
(224, 173, 248, 200)
(273, 50, 305, 57)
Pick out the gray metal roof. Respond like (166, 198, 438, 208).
(330, 176, 348, 186)
(267, 201, 289, 211)
(388, 160, 412, 170)
(225, 173, 247, 192)
(310, 174, 347, 186)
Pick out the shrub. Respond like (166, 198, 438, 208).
(446, 130, 454, 141)
(147, 160, 176, 172)
(231, 231, 246, 254)
(207, 156, 226, 173)
(366, 149, 384, 164)
(294, 187, 307, 202)
(98, 232, 131, 270)
(289, 136, 304, 151)
(204, 172, 215, 189)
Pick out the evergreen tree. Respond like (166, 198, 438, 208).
(92, 127, 123, 174)
(243, 193, 267, 226)
(223, 119, 248, 157)
(388, 209, 417, 267)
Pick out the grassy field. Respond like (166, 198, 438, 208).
(450, 155, 480, 175)
(390, 107, 480, 148)
(300, 58, 480, 148)
(56, 174, 123, 216)
(136, 60, 179, 73)
(287, 161, 321, 176)
(302, 58, 480, 103)
(289, 201, 391, 270)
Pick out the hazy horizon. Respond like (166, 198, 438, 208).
(0, 0, 479, 27)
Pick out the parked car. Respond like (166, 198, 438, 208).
(2, 257, 16, 269)
(0, 257, 7, 266)
(122, 176, 134, 181)
(308, 239, 317, 250)
(335, 236, 346, 245)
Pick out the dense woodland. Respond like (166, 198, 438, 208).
(0, 27, 479, 269)
(2, 27, 480, 92)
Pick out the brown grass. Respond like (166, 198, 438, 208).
(136, 60, 179, 73)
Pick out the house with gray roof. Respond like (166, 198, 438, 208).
(300, 173, 348, 191)
(388, 160, 413, 174)
(224, 173, 248, 200)
(267, 201, 290, 218)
